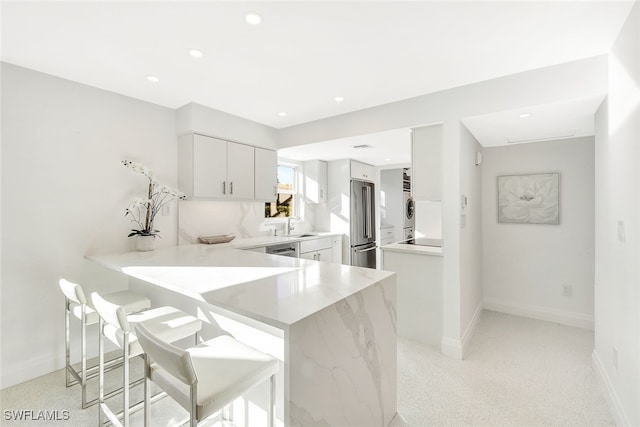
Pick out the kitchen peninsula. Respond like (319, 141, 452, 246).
(88, 244, 397, 427)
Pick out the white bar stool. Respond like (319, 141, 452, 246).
(91, 292, 203, 427)
(135, 323, 279, 427)
(58, 278, 151, 408)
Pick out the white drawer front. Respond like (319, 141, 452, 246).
(381, 228, 394, 239)
(300, 237, 332, 253)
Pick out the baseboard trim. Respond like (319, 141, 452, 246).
(592, 350, 630, 426)
(1, 353, 59, 390)
(461, 301, 483, 358)
(440, 336, 462, 359)
(441, 302, 484, 360)
(483, 298, 594, 330)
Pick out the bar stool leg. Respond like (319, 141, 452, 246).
(143, 354, 150, 427)
(123, 331, 130, 427)
(190, 384, 197, 427)
(98, 318, 104, 426)
(81, 306, 88, 408)
(270, 374, 276, 427)
(65, 298, 72, 387)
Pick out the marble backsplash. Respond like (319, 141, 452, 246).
(178, 201, 265, 244)
(178, 200, 315, 245)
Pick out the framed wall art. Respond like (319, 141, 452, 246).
(497, 173, 560, 224)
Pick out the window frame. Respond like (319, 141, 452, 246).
(265, 162, 299, 219)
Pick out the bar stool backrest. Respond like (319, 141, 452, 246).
(135, 324, 198, 386)
(91, 292, 131, 332)
(59, 278, 88, 305)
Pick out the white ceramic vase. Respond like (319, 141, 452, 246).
(135, 235, 156, 252)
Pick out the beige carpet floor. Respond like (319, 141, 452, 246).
(392, 310, 614, 426)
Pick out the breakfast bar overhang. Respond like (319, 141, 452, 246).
(88, 244, 397, 426)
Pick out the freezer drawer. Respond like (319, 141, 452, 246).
(350, 244, 377, 269)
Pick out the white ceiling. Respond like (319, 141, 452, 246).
(279, 128, 413, 166)
(461, 95, 606, 148)
(1, 1, 634, 164)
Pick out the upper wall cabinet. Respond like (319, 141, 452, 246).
(226, 142, 254, 199)
(304, 160, 328, 203)
(255, 148, 278, 201)
(178, 133, 276, 201)
(412, 124, 442, 201)
(350, 160, 375, 181)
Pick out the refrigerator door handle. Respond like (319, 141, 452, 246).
(362, 187, 368, 238)
(367, 185, 373, 238)
(354, 246, 377, 253)
(365, 185, 373, 239)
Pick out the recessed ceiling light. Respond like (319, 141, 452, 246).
(278, 112, 287, 117)
(245, 12, 262, 25)
(147, 75, 160, 83)
(385, 158, 392, 161)
(189, 49, 203, 58)
(519, 113, 531, 118)
(334, 96, 344, 102)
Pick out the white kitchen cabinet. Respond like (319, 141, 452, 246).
(254, 147, 278, 201)
(331, 235, 343, 264)
(350, 160, 375, 182)
(304, 160, 328, 203)
(300, 247, 332, 262)
(300, 237, 333, 263)
(412, 124, 442, 201)
(380, 226, 396, 246)
(179, 133, 276, 201)
(179, 134, 228, 198)
(382, 247, 442, 349)
(226, 142, 254, 199)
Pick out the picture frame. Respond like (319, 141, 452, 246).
(497, 173, 560, 224)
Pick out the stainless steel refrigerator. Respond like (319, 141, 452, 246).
(350, 179, 376, 268)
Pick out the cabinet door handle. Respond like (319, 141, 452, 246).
(320, 189, 324, 199)
(230, 182, 233, 195)
(274, 186, 277, 197)
(313, 253, 317, 260)
(317, 252, 321, 261)
(223, 181, 226, 195)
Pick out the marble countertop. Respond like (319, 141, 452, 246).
(227, 231, 342, 249)
(87, 244, 394, 329)
(380, 242, 443, 256)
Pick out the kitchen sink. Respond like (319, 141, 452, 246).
(288, 233, 318, 238)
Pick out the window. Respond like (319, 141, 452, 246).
(265, 164, 296, 218)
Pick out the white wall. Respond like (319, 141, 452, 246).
(482, 137, 595, 329)
(458, 125, 483, 354)
(1, 63, 179, 388)
(414, 201, 442, 239)
(593, 2, 640, 425)
(276, 56, 607, 356)
(379, 168, 404, 241)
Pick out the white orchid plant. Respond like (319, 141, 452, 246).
(122, 160, 186, 238)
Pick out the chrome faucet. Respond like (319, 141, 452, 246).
(286, 217, 296, 235)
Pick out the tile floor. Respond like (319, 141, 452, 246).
(1, 310, 613, 426)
